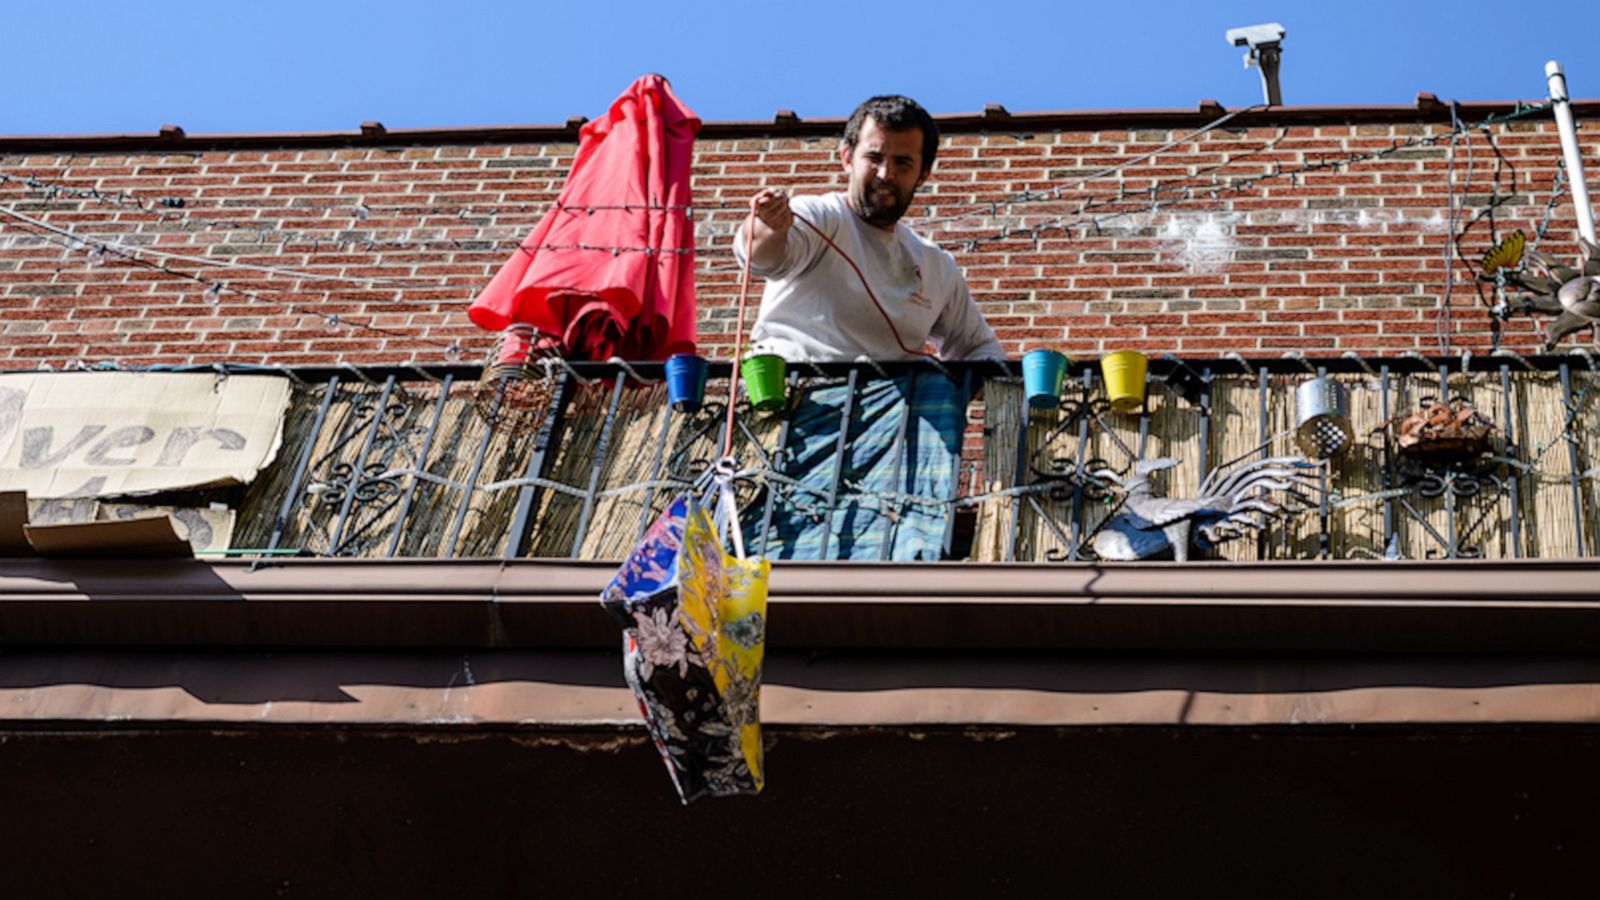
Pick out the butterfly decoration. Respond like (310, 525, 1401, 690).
(1480, 229, 1525, 274)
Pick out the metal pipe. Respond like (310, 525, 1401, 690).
(1559, 364, 1587, 551)
(569, 373, 629, 558)
(265, 375, 340, 556)
(879, 373, 916, 561)
(386, 374, 453, 558)
(1546, 61, 1597, 245)
(756, 372, 799, 557)
(327, 376, 397, 555)
(1005, 387, 1031, 563)
(504, 372, 572, 559)
(1444, 473, 1459, 560)
(444, 380, 507, 557)
(1380, 365, 1396, 557)
(1440, 363, 1457, 559)
(1197, 368, 1212, 486)
(1068, 369, 1093, 561)
(819, 368, 859, 560)
(1257, 367, 1271, 559)
(1316, 366, 1330, 560)
(941, 368, 974, 558)
(1499, 365, 1522, 558)
(632, 385, 677, 545)
(1136, 365, 1150, 460)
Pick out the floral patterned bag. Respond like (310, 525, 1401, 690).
(600, 471, 769, 803)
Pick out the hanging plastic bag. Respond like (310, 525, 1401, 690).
(599, 459, 769, 803)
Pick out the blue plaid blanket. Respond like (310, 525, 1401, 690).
(751, 373, 964, 561)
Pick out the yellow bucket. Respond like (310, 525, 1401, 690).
(1100, 350, 1148, 413)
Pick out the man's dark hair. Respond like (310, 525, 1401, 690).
(842, 95, 939, 172)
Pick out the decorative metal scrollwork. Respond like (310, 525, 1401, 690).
(1412, 468, 1485, 499)
(1027, 397, 1123, 501)
(313, 461, 403, 507)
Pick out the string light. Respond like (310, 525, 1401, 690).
(915, 100, 1559, 252)
(0, 101, 1559, 264)
(1, 214, 471, 359)
(0, 98, 1571, 361)
(0, 205, 448, 287)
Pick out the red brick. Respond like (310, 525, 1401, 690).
(0, 115, 1587, 367)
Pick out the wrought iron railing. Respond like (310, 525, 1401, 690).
(222, 352, 1600, 562)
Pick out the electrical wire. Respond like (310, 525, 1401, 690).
(0, 214, 468, 360)
(0, 98, 1567, 365)
(0, 205, 443, 287)
(1439, 102, 1463, 355)
(1, 101, 1554, 262)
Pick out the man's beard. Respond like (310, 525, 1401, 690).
(854, 179, 912, 227)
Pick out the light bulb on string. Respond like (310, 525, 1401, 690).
(443, 342, 463, 364)
(202, 283, 223, 306)
(322, 314, 343, 333)
(353, 204, 370, 221)
(87, 244, 107, 266)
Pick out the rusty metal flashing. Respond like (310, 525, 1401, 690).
(3, 648, 1600, 729)
(4, 557, 1600, 652)
(0, 99, 1592, 152)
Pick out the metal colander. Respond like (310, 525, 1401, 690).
(1294, 377, 1353, 459)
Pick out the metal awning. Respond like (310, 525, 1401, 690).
(4, 556, 1600, 729)
(4, 556, 1600, 650)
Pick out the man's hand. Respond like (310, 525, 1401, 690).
(739, 188, 793, 270)
(751, 188, 792, 233)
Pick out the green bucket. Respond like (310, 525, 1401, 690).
(740, 353, 787, 413)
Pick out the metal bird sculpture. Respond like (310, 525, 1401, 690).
(1090, 456, 1321, 562)
(1492, 237, 1600, 349)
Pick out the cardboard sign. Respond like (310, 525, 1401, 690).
(3, 491, 230, 557)
(23, 514, 193, 558)
(0, 373, 290, 499)
(98, 503, 236, 554)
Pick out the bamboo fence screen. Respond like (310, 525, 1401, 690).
(233, 365, 1600, 562)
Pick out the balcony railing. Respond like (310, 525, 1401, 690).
(217, 353, 1600, 562)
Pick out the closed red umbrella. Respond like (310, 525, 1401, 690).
(469, 74, 701, 361)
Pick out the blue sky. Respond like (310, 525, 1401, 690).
(8, 0, 1600, 134)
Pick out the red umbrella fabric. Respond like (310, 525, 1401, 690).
(469, 74, 701, 361)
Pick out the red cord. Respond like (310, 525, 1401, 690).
(722, 212, 757, 458)
(790, 210, 937, 360)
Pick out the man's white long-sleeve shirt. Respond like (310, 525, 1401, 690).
(733, 192, 1003, 362)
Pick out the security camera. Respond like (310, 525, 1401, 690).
(1226, 23, 1285, 49)
(1224, 22, 1286, 106)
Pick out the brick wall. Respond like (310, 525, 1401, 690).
(1, 102, 1595, 369)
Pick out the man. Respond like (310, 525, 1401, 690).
(731, 96, 1000, 562)
(734, 95, 1003, 362)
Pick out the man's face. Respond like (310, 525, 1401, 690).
(841, 117, 929, 229)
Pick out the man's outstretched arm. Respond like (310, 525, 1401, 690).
(735, 188, 794, 272)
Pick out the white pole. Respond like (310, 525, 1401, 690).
(1546, 60, 1597, 245)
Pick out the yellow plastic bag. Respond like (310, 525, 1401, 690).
(678, 498, 769, 792)
(600, 464, 769, 802)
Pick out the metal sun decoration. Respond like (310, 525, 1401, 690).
(1485, 231, 1600, 348)
(1089, 456, 1321, 562)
